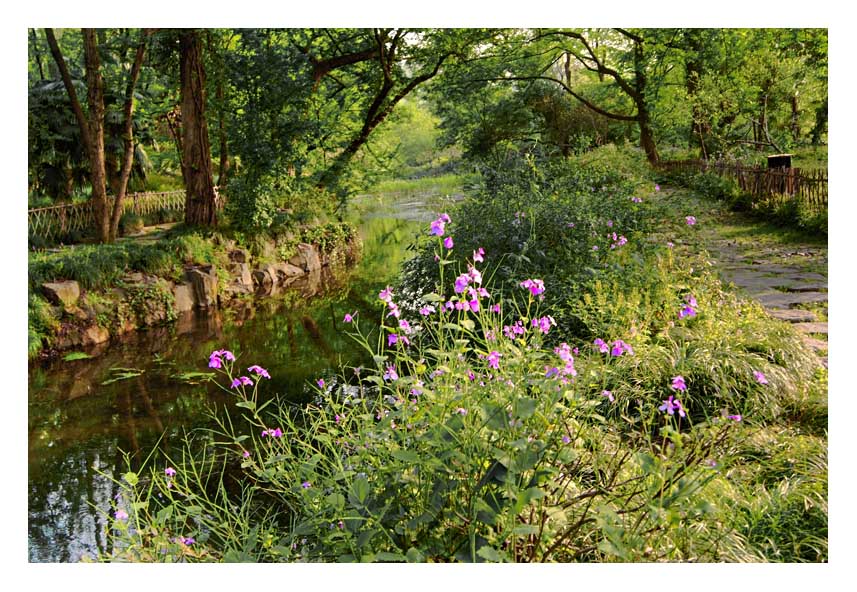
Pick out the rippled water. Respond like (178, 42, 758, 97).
(27, 188, 460, 562)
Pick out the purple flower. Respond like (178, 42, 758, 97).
(343, 311, 357, 323)
(114, 509, 129, 521)
(686, 216, 697, 226)
(430, 214, 451, 236)
(685, 294, 698, 308)
(455, 407, 467, 415)
(468, 265, 482, 285)
(601, 390, 614, 402)
(727, 414, 742, 422)
(388, 333, 398, 347)
(655, 184, 661, 192)
(443, 236, 454, 249)
(165, 467, 177, 477)
(179, 537, 195, 545)
(679, 305, 697, 319)
(671, 376, 687, 391)
(248, 365, 271, 379)
(631, 196, 643, 203)
(545, 366, 560, 378)
(520, 278, 545, 297)
(487, 351, 501, 370)
(383, 365, 399, 381)
(454, 273, 470, 294)
(231, 376, 253, 389)
(659, 395, 686, 418)
(419, 305, 436, 316)
(379, 287, 393, 303)
(753, 371, 768, 385)
(387, 301, 401, 319)
(594, 338, 609, 354)
(592, 245, 599, 251)
(533, 315, 556, 335)
(301, 481, 311, 489)
(610, 340, 634, 357)
(562, 435, 571, 444)
(607, 220, 613, 228)
(261, 428, 283, 438)
(242, 450, 251, 458)
(473, 248, 485, 262)
(666, 241, 674, 248)
(317, 378, 325, 389)
(490, 304, 501, 314)
(208, 356, 223, 369)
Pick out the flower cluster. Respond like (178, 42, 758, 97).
(209, 349, 235, 369)
(553, 343, 577, 377)
(678, 294, 697, 319)
(520, 278, 545, 299)
(609, 232, 628, 249)
(261, 428, 283, 438)
(594, 338, 634, 357)
(659, 395, 686, 418)
(532, 315, 556, 335)
(430, 213, 451, 237)
(685, 215, 697, 226)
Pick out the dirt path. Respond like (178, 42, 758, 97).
(659, 186, 828, 367)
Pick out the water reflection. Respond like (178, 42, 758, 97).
(28, 190, 457, 562)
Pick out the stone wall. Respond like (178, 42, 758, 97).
(39, 237, 361, 356)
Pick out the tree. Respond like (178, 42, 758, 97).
(44, 28, 150, 242)
(179, 29, 218, 227)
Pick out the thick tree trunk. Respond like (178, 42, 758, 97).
(82, 29, 111, 243)
(790, 91, 800, 144)
(179, 30, 218, 227)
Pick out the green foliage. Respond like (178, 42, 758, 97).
(28, 293, 60, 357)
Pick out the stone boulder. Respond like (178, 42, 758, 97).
(287, 242, 322, 272)
(82, 324, 110, 346)
(184, 265, 219, 308)
(228, 248, 251, 264)
(174, 283, 195, 313)
(42, 281, 80, 309)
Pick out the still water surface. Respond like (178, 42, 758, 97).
(27, 190, 458, 562)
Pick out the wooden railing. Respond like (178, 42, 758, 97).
(656, 159, 827, 213)
(28, 188, 223, 243)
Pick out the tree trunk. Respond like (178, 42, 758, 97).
(108, 31, 149, 241)
(82, 30, 111, 243)
(45, 28, 110, 243)
(179, 30, 218, 227)
(790, 91, 800, 144)
(29, 28, 45, 80)
(632, 38, 658, 164)
(810, 97, 827, 145)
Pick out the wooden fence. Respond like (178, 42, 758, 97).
(28, 189, 221, 243)
(656, 159, 828, 213)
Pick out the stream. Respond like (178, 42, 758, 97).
(27, 188, 460, 562)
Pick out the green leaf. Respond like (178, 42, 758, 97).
(512, 524, 540, 536)
(390, 450, 420, 462)
(422, 293, 443, 302)
(477, 546, 504, 562)
(406, 547, 425, 562)
(235, 401, 256, 411)
(375, 551, 406, 562)
(325, 492, 346, 510)
(513, 397, 537, 420)
(123, 471, 139, 486)
(63, 351, 93, 361)
(350, 477, 370, 505)
(442, 323, 463, 331)
(460, 319, 475, 331)
(172, 371, 214, 384)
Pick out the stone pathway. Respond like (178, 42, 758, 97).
(704, 232, 828, 367)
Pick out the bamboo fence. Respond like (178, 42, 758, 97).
(656, 159, 827, 213)
(28, 188, 223, 243)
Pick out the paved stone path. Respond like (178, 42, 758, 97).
(704, 232, 828, 367)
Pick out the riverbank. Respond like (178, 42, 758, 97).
(28, 221, 360, 360)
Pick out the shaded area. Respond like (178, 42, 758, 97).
(27, 188, 452, 562)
